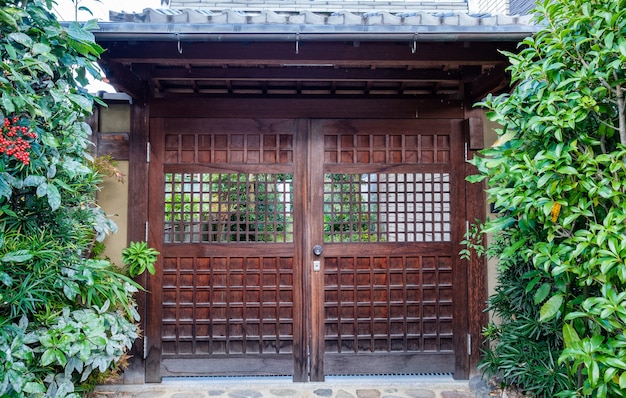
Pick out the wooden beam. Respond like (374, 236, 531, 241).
(147, 66, 465, 82)
(149, 97, 465, 119)
(126, 100, 151, 382)
(98, 60, 149, 99)
(468, 65, 510, 102)
(99, 41, 511, 68)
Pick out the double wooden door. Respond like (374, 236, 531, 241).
(147, 118, 467, 381)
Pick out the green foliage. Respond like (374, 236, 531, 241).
(323, 174, 380, 243)
(468, 0, 626, 396)
(164, 172, 293, 243)
(0, 0, 144, 396)
(66, 0, 103, 21)
(122, 241, 159, 278)
(475, 227, 571, 396)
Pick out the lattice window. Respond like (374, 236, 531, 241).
(323, 173, 451, 243)
(164, 173, 293, 243)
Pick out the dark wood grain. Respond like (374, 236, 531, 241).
(143, 114, 475, 380)
(464, 109, 488, 376)
(324, 353, 455, 375)
(149, 98, 464, 119)
(96, 132, 129, 160)
(127, 101, 152, 381)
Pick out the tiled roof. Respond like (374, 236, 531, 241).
(164, 0, 470, 13)
(107, 8, 535, 36)
(97, 6, 534, 100)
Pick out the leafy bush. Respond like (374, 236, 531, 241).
(467, 0, 626, 396)
(466, 226, 571, 396)
(0, 0, 148, 396)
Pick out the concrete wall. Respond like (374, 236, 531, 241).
(468, 0, 508, 14)
(509, 0, 535, 15)
(467, 0, 536, 14)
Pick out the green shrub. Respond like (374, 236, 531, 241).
(468, 0, 626, 396)
(0, 0, 148, 396)
(122, 241, 159, 278)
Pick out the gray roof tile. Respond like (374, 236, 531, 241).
(110, 8, 534, 26)
(101, 8, 536, 40)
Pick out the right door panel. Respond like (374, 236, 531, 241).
(309, 119, 467, 378)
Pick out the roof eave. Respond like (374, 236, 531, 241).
(92, 22, 537, 42)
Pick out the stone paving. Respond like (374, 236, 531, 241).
(90, 375, 494, 398)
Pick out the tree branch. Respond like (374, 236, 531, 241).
(615, 71, 626, 146)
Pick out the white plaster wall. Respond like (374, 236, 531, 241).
(97, 161, 129, 268)
(96, 103, 130, 268)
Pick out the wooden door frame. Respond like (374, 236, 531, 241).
(294, 118, 310, 382)
(307, 119, 325, 381)
(127, 97, 485, 381)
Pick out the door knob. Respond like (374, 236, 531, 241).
(312, 245, 323, 256)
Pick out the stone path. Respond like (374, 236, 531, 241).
(90, 375, 494, 398)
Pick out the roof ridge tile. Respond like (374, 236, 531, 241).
(108, 8, 537, 30)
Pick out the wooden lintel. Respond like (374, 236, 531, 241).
(148, 66, 465, 83)
(149, 97, 464, 119)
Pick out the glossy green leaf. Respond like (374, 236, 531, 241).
(2, 250, 33, 263)
(8, 32, 33, 48)
(604, 357, 626, 370)
(1, 94, 15, 114)
(563, 323, 581, 345)
(540, 294, 563, 322)
(46, 183, 61, 211)
(40, 349, 57, 367)
(534, 282, 552, 304)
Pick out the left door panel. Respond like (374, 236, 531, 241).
(147, 118, 306, 380)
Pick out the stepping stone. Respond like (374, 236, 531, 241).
(269, 389, 299, 397)
(228, 390, 263, 398)
(356, 389, 380, 398)
(172, 393, 204, 398)
(440, 392, 473, 398)
(405, 389, 436, 398)
(314, 388, 334, 397)
(136, 392, 167, 398)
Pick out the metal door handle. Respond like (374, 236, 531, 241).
(312, 245, 323, 256)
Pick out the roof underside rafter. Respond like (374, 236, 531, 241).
(94, 10, 535, 101)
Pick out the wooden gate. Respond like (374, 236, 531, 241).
(147, 117, 467, 381)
